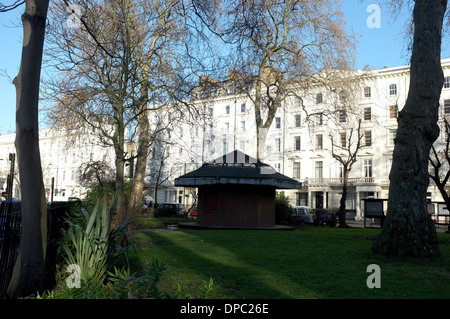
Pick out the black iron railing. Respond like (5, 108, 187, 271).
(0, 200, 21, 298)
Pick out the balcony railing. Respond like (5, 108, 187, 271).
(302, 177, 381, 187)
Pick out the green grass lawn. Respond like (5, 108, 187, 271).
(128, 223, 450, 299)
(134, 215, 188, 229)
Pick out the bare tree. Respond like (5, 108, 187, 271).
(216, 0, 355, 160)
(78, 160, 115, 188)
(429, 117, 450, 215)
(43, 0, 218, 221)
(330, 119, 364, 228)
(43, 0, 143, 221)
(149, 145, 178, 206)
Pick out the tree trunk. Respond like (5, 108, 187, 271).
(7, 0, 49, 298)
(257, 126, 269, 161)
(127, 110, 150, 216)
(114, 110, 127, 223)
(338, 170, 350, 228)
(372, 0, 447, 258)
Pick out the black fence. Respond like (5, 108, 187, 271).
(0, 201, 21, 298)
(0, 200, 79, 298)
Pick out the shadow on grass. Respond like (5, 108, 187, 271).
(135, 230, 313, 298)
(129, 226, 450, 299)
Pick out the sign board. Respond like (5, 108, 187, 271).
(427, 203, 435, 215)
(364, 199, 384, 217)
(438, 203, 449, 215)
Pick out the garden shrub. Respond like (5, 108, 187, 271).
(275, 191, 295, 225)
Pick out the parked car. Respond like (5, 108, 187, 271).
(313, 208, 337, 227)
(292, 206, 314, 224)
(156, 203, 182, 217)
(188, 206, 198, 218)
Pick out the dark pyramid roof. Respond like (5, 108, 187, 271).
(174, 150, 302, 189)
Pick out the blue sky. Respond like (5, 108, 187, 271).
(0, 0, 449, 135)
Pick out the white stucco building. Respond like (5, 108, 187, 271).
(145, 59, 450, 220)
(1, 59, 449, 218)
(0, 127, 116, 202)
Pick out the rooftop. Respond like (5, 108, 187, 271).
(174, 150, 302, 189)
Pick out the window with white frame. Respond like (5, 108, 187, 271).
(316, 93, 323, 104)
(444, 76, 450, 89)
(275, 117, 281, 129)
(389, 84, 397, 96)
(315, 161, 323, 178)
(388, 129, 397, 146)
(222, 138, 228, 155)
(364, 86, 371, 98)
(224, 122, 230, 134)
(294, 136, 301, 151)
(315, 113, 323, 126)
(364, 107, 372, 121)
(241, 103, 246, 113)
(293, 162, 301, 179)
(386, 157, 393, 176)
(364, 159, 373, 178)
(389, 105, 398, 118)
(296, 193, 308, 206)
(239, 140, 246, 153)
(365, 130, 372, 146)
(275, 138, 281, 153)
(340, 132, 347, 148)
(295, 114, 301, 127)
(240, 121, 246, 132)
(339, 110, 346, 123)
(316, 134, 323, 150)
(339, 90, 347, 103)
(225, 105, 230, 114)
(208, 143, 213, 155)
(444, 100, 450, 114)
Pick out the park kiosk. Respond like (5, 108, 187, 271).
(175, 150, 302, 229)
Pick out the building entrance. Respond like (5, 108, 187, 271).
(315, 192, 324, 208)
